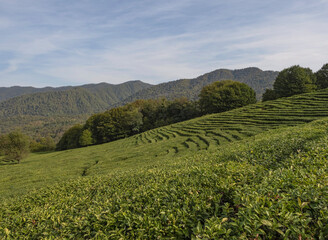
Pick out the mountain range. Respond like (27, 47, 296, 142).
(0, 67, 278, 139)
(116, 67, 278, 107)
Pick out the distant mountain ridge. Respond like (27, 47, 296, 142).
(116, 67, 278, 107)
(0, 80, 152, 103)
(0, 86, 70, 102)
(0, 67, 278, 139)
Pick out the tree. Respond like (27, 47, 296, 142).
(0, 130, 30, 163)
(199, 80, 257, 114)
(316, 63, 328, 89)
(79, 129, 93, 147)
(273, 65, 316, 98)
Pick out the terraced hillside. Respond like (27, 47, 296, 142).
(130, 89, 328, 156)
(2, 89, 328, 200)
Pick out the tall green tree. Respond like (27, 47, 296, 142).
(199, 80, 257, 114)
(273, 65, 316, 98)
(0, 130, 30, 163)
(316, 63, 328, 89)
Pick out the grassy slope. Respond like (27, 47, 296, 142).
(1, 89, 328, 199)
(1, 118, 328, 239)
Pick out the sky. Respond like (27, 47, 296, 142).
(0, 0, 328, 87)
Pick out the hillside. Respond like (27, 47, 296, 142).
(117, 67, 278, 107)
(0, 81, 152, 139)
(1, 89, 328, 238)
(0, 88, 108, 117)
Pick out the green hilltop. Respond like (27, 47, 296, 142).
(117, 67, 278, 107)
(1, 89, 328, 238)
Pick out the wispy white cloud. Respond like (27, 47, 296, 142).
(0, 0, 327, 87)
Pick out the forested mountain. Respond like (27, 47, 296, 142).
(0, 80, 152, 103)
(0, 88, 106, 117)
(0, 81, 152, 117)
(117, 67, 278, 107)
(0, 86, 71, 102)
(0, 81, 152, 139)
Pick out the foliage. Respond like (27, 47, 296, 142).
(0, 130, 30, 163)
(316, 63, 328, 89)
(199, 80, 257, 114)
(57, 97, 201, 150)
(272, 65, 317, 98)
(84, 107, 143, 145)
(30, 137, 56, 152)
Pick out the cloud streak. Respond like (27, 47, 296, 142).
(0, 0, 327, 87)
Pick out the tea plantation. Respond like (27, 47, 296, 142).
(1, 90, 328, 239)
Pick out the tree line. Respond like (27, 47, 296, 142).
(56, 80, 256, 150)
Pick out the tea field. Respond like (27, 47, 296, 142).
(1, 119, 328, 239)
(2, 89, 328, 199)
(1, 90, 328, 239)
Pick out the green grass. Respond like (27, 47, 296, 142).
(2, 90, 328, 238)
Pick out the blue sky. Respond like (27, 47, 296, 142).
(0, 0, 328, 87)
